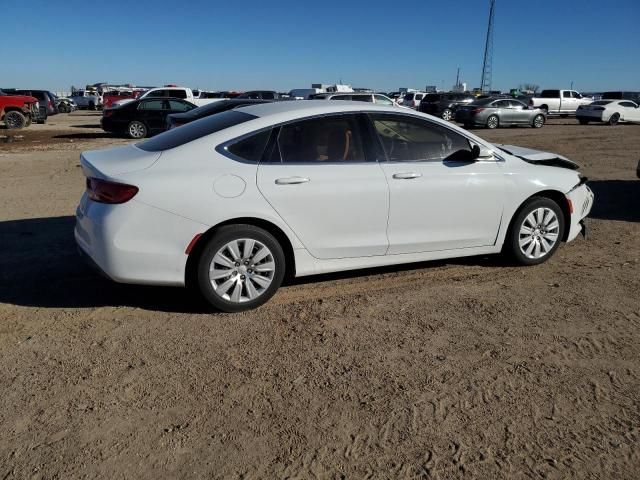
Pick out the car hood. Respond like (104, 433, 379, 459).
(494, 144, 579, 170)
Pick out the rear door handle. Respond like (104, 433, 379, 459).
(275, 176, 310, 185)
(392, 172, 422, 180)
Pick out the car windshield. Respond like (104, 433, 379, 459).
(138, 110, 257, 151)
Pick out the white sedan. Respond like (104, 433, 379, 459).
(576, 99, 640, 125)
(75, 101, 594, 312)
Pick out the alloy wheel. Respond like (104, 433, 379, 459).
(518, 207, 560, 259)
(533, 115, 544, 128)
(208, 238, 275, 303)
(442, 109, 453, 121)
(129, 122, 146, 138)
(487, 115, 499, 129)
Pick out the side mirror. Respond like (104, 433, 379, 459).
(471, 144, 495, 160)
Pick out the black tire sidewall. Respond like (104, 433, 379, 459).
(5, 111, 26, 129)
(196, 225, 286, 312)
(506, 197, 565, 266)
(609, 113, 619, 126)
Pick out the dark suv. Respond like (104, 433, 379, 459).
(418, 93, 476, 121)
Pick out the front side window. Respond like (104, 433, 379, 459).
(619, 101, 637, 108)
(374, 95, 393, 105)
(371, 114, 472, 162)
(170, 90, 187, 99)
(167, 100, 193, 111)
(275, 114, 366, 163)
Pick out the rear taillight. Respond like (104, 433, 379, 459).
(593, 106, 605, 111)
(86, 177, 138, 204)
(48, 100, 53, 108)
(471, 108, 485, 113)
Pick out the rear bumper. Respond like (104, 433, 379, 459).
(75, 193, 207, 286)
(576, 112, 604, 121)
(566, 183, 594, 242)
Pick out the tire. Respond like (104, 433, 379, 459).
(4, 111, 26, 129)
(578, 118, 589, 125)
(441, 108, 453, 121)
(463, 122, 472, 129)
(608, 113, 620, 126)
(24, 116, 32, 127)
(196, 225, 286, 312)
(127, 120, 147, 139)
(486, 115, 499, 129)
(89, 101, 96, 111)
(504, 197, 565, 266)
(532, 114, 545, 128)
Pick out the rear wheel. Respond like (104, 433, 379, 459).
(504, 197, 565, 266)
(441, 108, 453, 121)
(532, 114, 545, 128)
(196, 225, 286, 312)
(608, 113, 620, 126)
(486, 115, 499, 129)
(127, 121, 147, 139)
(88, 101, 96, 111)
(4, 111, 26, 129)
(578, 118, 589, 125)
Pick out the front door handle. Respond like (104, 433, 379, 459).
(392, 172, 422, 180)
(275, 176, 310, 185)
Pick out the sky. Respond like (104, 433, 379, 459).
(2, 0, 639, 93)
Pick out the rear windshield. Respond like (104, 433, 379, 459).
(591, 100, 612, 105)
(138, 110, 256, 151)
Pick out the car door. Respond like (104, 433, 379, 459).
(369, 113, 505, 254)
(137, 99, 165, 132)
(619, 101, 640, 122)
(492, 100, 513, 123)
(256, 113, 389, 259)
(508, 100, 529, 124)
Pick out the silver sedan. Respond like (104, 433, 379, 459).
(455, 98, 546, 129)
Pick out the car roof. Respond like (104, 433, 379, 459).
(234, 100, 403, 119)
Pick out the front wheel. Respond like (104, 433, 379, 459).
(127, 120, 147, 139)
(608, 113, 620, 126)
(441, 108, 453, 121)
(578, 118, 589, 125)
(504, 197, 565, 266)
(196, 225, 286, 312)
(4, 111, 26, 129)
(486, 115, 499, 129)
(532, 114, 545, 128)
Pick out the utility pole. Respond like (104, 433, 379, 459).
(480, 0, 496, 93)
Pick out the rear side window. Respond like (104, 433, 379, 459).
(138, 110, 256, 151)
(138, 100, 164, 110)
(540, 90, 560, 98)
(620, 101, 637, 108)
(226, 129, 271, 162)
(275, 114, 367, 163)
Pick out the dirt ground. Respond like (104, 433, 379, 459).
(1, 111, 639, 479)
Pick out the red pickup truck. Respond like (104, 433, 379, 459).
(103, 90, 145, 109)
(0, 89, 40, 128)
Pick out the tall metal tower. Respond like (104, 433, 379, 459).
(480, 0, 496, 93)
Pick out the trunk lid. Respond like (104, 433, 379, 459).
(495, 144, 579, 170)
(80, 145, 162, 179)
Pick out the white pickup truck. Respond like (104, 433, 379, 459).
(111, 87, 224, 108)
(70, 90, 103, 110)
(530, 90, 592, 116)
